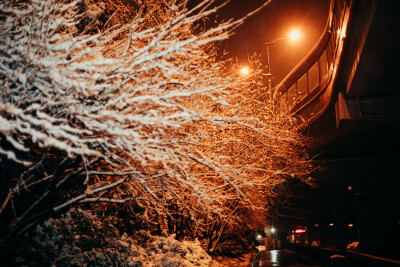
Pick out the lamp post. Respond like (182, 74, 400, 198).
(264, 29, 301, 104)
(271, 227, 276, 250)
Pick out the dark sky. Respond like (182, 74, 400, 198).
(191, 0, 330, 84)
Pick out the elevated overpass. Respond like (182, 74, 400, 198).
(272, 0, 400, 261)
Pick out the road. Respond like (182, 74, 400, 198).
(251, 249, 327, 267)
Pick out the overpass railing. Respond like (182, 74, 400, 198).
(273, 0, 350, 122)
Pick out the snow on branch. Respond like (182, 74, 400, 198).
(0, 0, 315, 236)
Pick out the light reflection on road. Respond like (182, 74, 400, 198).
(252, 249, 326, 267)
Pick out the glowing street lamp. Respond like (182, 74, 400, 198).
(240, 66, 250, 76)
(289, 29, 301, 41)
(265, 29, 301, 103)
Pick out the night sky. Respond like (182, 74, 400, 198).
(192, 0, 330, 84)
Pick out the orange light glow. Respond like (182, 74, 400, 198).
(240, 67, 250, 76)
(289, 29, 300, 41)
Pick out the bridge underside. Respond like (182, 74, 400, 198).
(274, 0, 400, 260)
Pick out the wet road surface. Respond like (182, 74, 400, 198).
(252, 249, 327, 267)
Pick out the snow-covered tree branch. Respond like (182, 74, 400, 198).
(0, 0, 314, 251)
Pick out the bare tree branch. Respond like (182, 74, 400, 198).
(0, 0, 316, 243)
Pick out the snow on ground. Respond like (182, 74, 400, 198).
(12, 208, 218, 266)
(213, 253, 256, 266)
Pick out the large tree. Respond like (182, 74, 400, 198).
(0, 0, 313, 250)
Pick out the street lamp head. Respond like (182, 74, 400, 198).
(240, 66, 250, 76)
(289, 29, 300, 41)
(265, 29, 301, 46)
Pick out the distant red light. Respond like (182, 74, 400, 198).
(295, 229, 306, 234)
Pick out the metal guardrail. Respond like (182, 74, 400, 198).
(273, 0, 350, 122)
